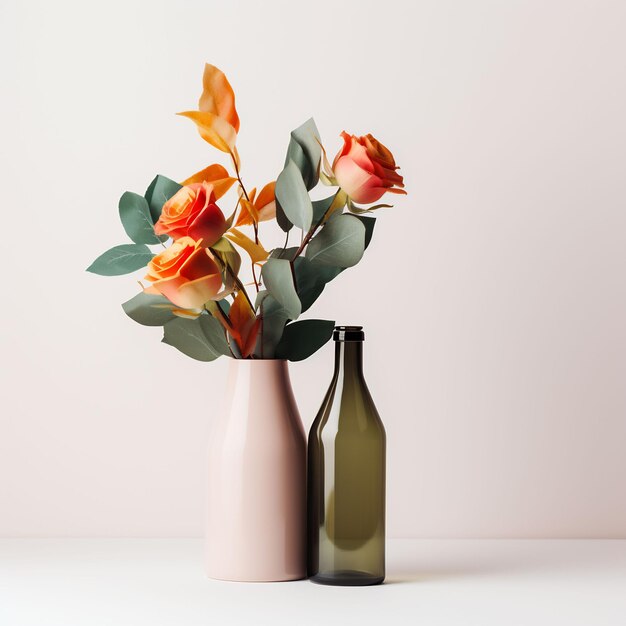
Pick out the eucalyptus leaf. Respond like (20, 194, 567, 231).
(255, 292, 290, 358)
(293, 257, 325, 312)
(315, 263, 343, 283)
(260, 258, 301, 320)
(354, 215, 376, 249)
(198, 314, 231, 356)
(118, 192, 165, 244)
(275, 160, 313, 232)
(122, 292, 176, 326)
(86, 244, 154, 276)
(285, 118, 321, 190)
(275, 319, 335, 361)
(284, 139, 308, 183)
(305, 214, 366, 268)
(215, 299, 230, 315)
(145, 174, 182, 222)
(294, 257, 344, 312)
(162, 315, 230, 361)
(275, 199, 293, 233)
(312, 195, 336, 224)
(254, 289, 271, 311)
(269, 246, 299, 261)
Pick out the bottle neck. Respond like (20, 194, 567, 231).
(334, 341, 364, 381)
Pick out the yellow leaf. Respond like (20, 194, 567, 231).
(172, 308, 202, 320)
(225, 228, 269, 263)
(177, 110, 237, 153)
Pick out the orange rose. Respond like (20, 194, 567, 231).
(332, 131, 406, 204)
(144, 237, 222, 309)
(154, 181, 227, 246)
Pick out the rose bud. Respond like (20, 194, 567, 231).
(332, 132, 406, 204)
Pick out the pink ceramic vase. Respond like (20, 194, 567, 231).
(205, 359, 307, 581)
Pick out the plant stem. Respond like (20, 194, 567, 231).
(251, 261, 260, 292)
(231, 151, 251, 203)
(205, 303, 236, 358)
(210, 247, 255, 312)
(291, 189, 340, 260)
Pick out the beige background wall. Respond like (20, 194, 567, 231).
(1, 0, 625, 537)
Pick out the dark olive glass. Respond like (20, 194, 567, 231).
(307, 326, 386, 586)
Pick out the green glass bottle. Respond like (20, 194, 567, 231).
(307, 325, 386, 586)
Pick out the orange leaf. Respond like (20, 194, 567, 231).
(242, 318, 261, 357)
(229, 290, 259, 357)
(255, 181, 275, 211)
(181, 164, 236, 199)
(177, 110, 237, 153)
(235, 181, 276, 226)
(256, 181, 277, 222)
(236, 198, 259, 226)
(199, 64, 240, 133)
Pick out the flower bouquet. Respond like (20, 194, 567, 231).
(88, 63, 406, 582)
(87, 64, 405, 361)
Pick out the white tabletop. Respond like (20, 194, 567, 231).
(1, 539, 625, 626)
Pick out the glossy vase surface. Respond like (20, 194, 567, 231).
(308, 326, 386, 585)
(205, 359, 306, 582)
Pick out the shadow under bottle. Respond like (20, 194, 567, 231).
(308, 326, 386, 586)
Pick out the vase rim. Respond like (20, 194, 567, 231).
(228, 358, 288, 363)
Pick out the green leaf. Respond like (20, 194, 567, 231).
(354, 215, 376, 249)
(275, 199, 293, 233)
(284, 118, 321, 190)
(198, 315, 231, 356)
(215, 299, 230, 315)
(255, 291, 290, 358)
(210, 237, 241, 279)
(276, 195, 293, 233)
(260, 258, 301, 320)
(122, 292, 176, 326)
(275, 160, 313, 232)
(86, 244, 154, 276)
(269, 246, 299, 261)
(293, 258, 324, 312)
(118, 192, 165, 244)
(305, 214, 366, 268)
(145, 175, 182, 222)
(275, 319, 335, 361)
(294, 257, 344, 312)
(162, 315, 230, 361)
(312, 195, 336, 224)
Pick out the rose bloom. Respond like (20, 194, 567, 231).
(155, 181, 227, 246)
(144, 237, 222, 309)
(332, 132, 406, 204)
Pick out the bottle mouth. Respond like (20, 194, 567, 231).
(333, 325, 365, 342)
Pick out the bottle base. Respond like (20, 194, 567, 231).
(309, 570, 384, 586)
